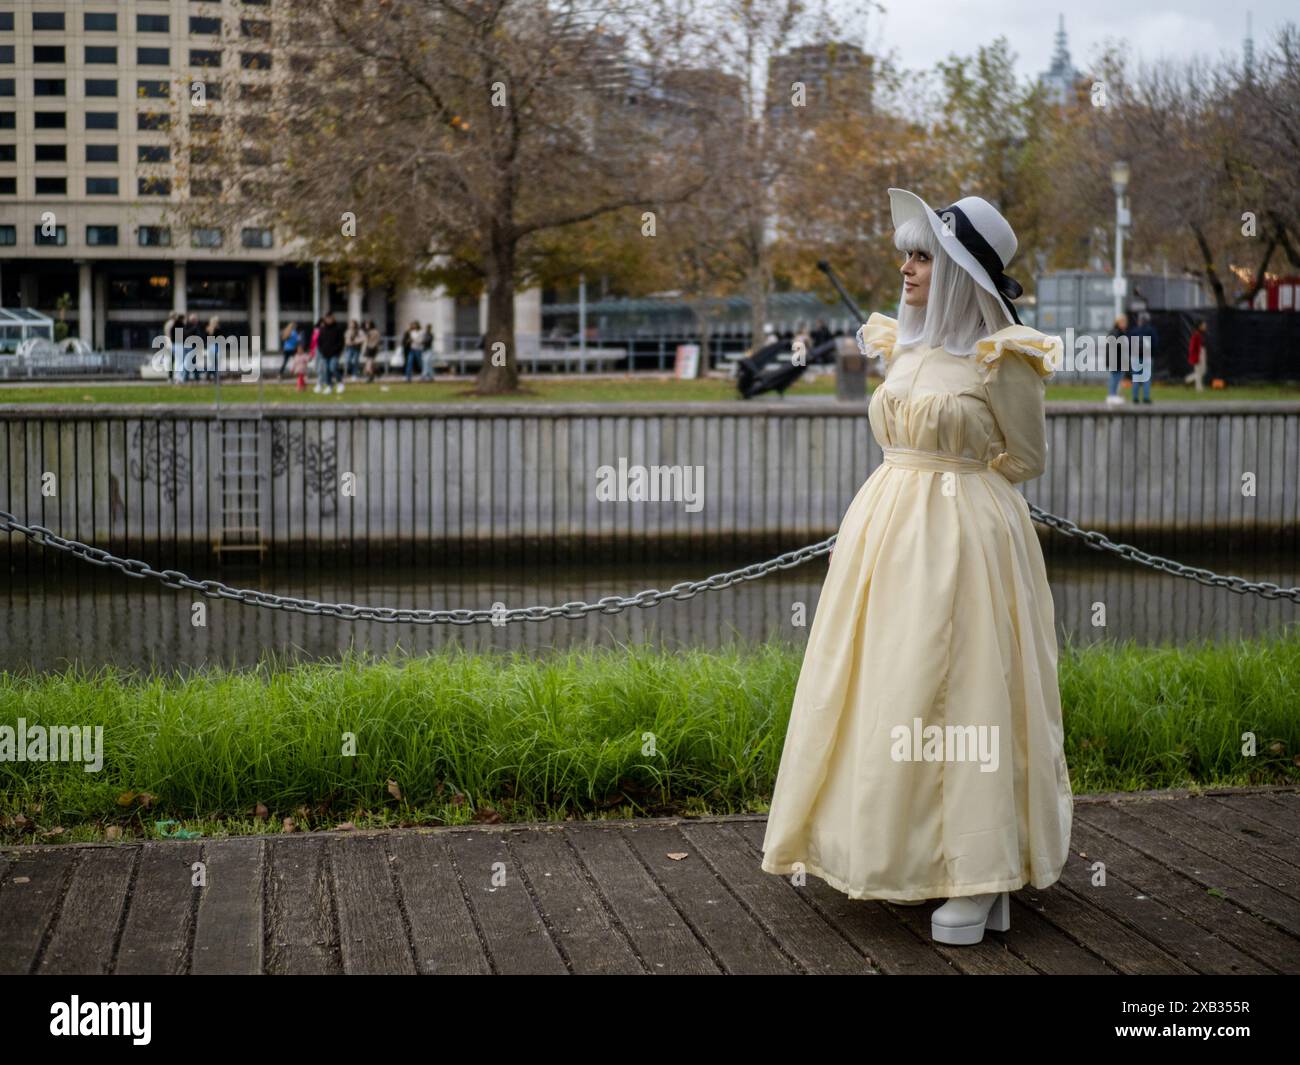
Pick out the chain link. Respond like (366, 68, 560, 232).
(2, 505, 1297, 625)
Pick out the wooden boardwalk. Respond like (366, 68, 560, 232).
(1, 787, 1297, 975)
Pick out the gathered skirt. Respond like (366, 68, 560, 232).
(759, 448, 1073, 901)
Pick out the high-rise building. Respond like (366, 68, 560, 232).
(766, 42, 873, 127)
(0, 1, 494, 353)
(1038, 14, 1083, 108)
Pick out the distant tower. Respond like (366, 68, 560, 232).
(1244, 12, 1256, 77)
(1039, 14, 1082, 107)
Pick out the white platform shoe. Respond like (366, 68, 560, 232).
(930, 891, 1010, 945)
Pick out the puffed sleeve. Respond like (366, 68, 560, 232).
(975, 327, 1062, 485)
(855, 313, 898, 365)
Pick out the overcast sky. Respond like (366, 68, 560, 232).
(866, 0, 1291, 81)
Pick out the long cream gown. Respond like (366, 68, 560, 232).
(760, 313, 1073, 902)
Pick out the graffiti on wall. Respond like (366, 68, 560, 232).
(128, 421, 190, 503)
(270, 422, 339, 515)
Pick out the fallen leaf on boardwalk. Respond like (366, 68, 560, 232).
(666, 852, 688, 861)
(105, 826, 123, 841)
(387, 780, 402, 801)
(281, 817, 296, 833)
(14, 877, 30, 884)
(254, 803, 268, 819)
(335, 821, 356, 831)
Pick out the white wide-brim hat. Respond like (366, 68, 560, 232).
(888, 188, 1023, 327)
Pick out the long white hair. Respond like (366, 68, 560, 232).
(893, 214, 1013, 355)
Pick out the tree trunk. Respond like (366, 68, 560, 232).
(1190, 224, 1228, 309)
(748, 259, 771, 351)
(688, 303, 714, 372)
(476, 230, 518, 394)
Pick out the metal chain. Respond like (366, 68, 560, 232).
(0, 509, 831, 625)
(2, 505, 1297, 625)
(1025, 504, 1300, 601)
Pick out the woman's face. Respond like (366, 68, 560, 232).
(900, 248, 932, 307)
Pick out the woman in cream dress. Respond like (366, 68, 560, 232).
(760, 189, 1073, 946)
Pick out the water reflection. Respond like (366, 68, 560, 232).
(3, 544, 1298, 674)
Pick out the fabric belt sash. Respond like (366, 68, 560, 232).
(882, 446, 989, 473)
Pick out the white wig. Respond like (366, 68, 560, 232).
(893, 214, 1013, 355)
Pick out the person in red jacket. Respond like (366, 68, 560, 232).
(1184, 319, 1208, 392)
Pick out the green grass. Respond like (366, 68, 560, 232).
(0, 375, 825, 405)
(1, 376, 1298, 405)
(2, 632, 1297, 844)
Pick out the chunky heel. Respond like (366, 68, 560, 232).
(985, 890, 1011, 932)
(930, 890, 1010, 945)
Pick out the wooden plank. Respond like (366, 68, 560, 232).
(397, 418, 414, 565)
(387, 832, 491, 975)
(115, 841, 202, 975)
(191, 838, 264, 975)
(1077, 801, 1300, 939)
(442, 829, 567, 974)
(0, 848, 75, 974)
(681, 821, 874, 974)
(330, 835, 415, 975)
(1022, 876, 1193, 975)
(1216, 793, 1300, 835)
(1181, 794, 1300, 870)
(564, 822, 718, 974)
(1069, 818, 1283, 974)
(1120, 799, 1300, 903)
(618, 821, 795, 974)
(505, 825, 645, 974)
(732, 819, 954, 975)
(266, 837, 340, 975)
(39, 847, 136, 974)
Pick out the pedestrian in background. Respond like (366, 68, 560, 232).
(419, 321, 435, 381)
(404, 320, 424, 382)
(1104, 313, 1130, 405)
(1129, 312, 1157, 405)
(279, 321, 299, 377)
(1184, 319, 1208, 392)
(316, 311, 345, 395)
(344, 319, 363, 380)
(363, 320, 381, 382)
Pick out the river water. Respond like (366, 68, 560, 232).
(3, 542, 1297, 674)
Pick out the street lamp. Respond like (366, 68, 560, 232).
(1111, 160, 1130, 321)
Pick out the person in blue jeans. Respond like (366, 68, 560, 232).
(1105, 313, 1130, 401)
(1129, 312, 1157, 404)
(403, 321, 424, 382)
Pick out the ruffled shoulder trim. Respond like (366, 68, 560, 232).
(855, 313, 898, 362)
(975, 326, 1063, 379)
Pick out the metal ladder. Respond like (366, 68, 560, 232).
(214, 414, 267, 560)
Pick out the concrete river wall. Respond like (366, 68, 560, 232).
(1, 401, 1296, 566)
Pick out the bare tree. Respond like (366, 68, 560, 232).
(173, 0, 709, 393)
